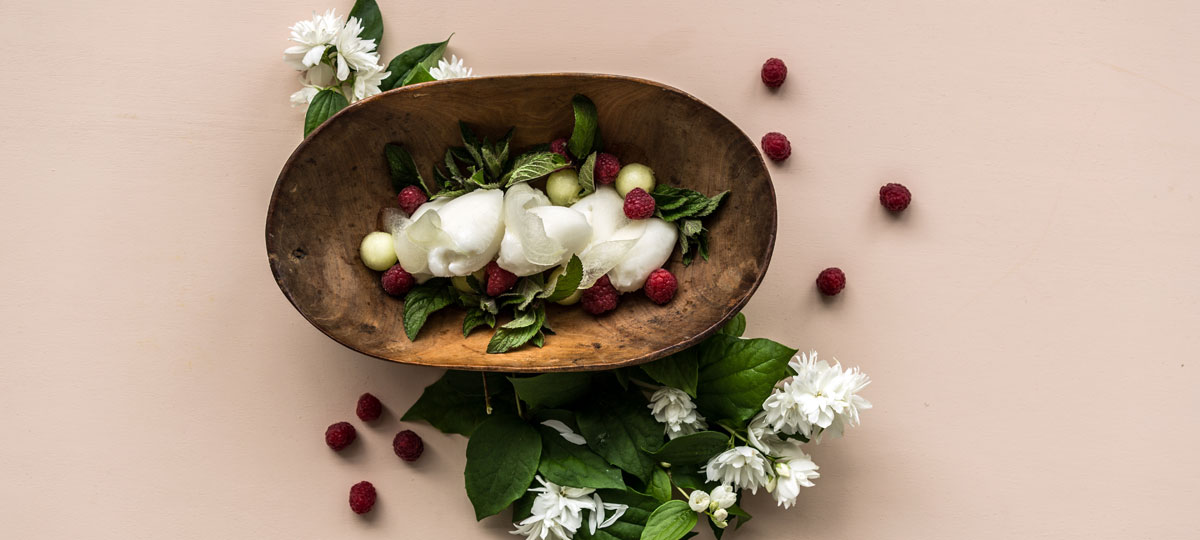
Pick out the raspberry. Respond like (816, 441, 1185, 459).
(550, 138, 569, 159)
(879, 183, 912, 212)
(348, 481, 376, 514)
(356, 393, 383, 422)
(623, 188, 656, 219)
(397, 185, 428, 215)
(643, 268, 677, 305)
(485, 261, 518, 296)
(816, 267, 846, 296)
(761, 132, 791, 161)
(393, 430, 424, 462)
(381, 265, 415, 297)
(761, 58, 788, 88)
(581, 275, 619, 315)
(595, 153, 621, 184)
(325, 422, 357, 451)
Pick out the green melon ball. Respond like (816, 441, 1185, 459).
(359, 231, 397, 271)
(451, 268, 487, 293)
(546, 169, 582, 206)
(615, 163, 656, 197)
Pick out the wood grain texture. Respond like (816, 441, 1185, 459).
(265, 74, 776, 372)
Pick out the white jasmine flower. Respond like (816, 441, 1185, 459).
(705, 446, 771, 494)
(647, 387, 707, 439)
(764, 351, 872, 441)
(289, 63, 336, 106)
(429, 54, 474, 80)
(332, 16, 381, 80)
(284, 9, 342, 70)
(768, 441, 819, 509)
(587, 493, 628, 534)
(687, 490, 710, 512)
(540, 420, 586, 445)
(351, 63, 390, 102)
(511, 476, 626, 540)
(708, 484, 738, 510)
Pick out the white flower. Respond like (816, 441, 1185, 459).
(351, 63, 390, 102)
(708, 484, 737, 510)
(712, 508, 729, 522)
(647, 387, 707, 439)
(284, 9, 342, 70)
(511, 476, 626, 540)
(289, 63, 336, 106)
(331, 16, 380, 81)
(540, 420, 586, 445)
(429, 54, 474, 80)
(705, 446, 771, 494)
(764, 351, 872, 441)
(687, 490, 710, 512)
(768, 441, 820, 509)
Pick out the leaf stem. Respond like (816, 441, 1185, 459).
(481, 372, 493, 414)
(714, 422, 749, 444)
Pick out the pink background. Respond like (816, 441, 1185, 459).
(3, 0, 1198, 538)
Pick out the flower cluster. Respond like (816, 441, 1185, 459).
(687, 484, 738, 527)
(284, 10, 389, 106)
(764, 351, 873, 441)
(511, 476, 628, 540)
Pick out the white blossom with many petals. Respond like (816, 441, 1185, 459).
(430, 54, 474, 80)
(647, 387, 707, 439)
(289, 63, 336, 106)
(763, 351, 872, 441)
(511, 476, 626, 540)
(767, 440, 820, 509)
(284, 10, 342, 70)
(704, 446, 771, 494)
(331, 16, 381, 81)
(351, 63, 390, 101)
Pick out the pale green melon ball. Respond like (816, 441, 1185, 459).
(546, 169, 582, 206)
(451, 269, 486, 293)
(359, 231, 398, 271)
(615, 163, 656, 197)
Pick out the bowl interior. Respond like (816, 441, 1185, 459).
(266, 74, 775, 372)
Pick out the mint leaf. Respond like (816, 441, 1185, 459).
(649, 431, 728, 464)
(463, 306, 495, 337)
(465, 413, 541, 520)
(695, 335, 797, 425)
(403, 279, 456, 340)
(578, 152, 597, 196)
(509, 373, 592, 409)
(380, 36, 449, 90)
(536, 426, 625, 490)
(568, 94, 598, 159)
(641, 500, 697, 540)
(384, 143, 426, 194)
(347, 0, 383, 44)
(487, 305, 545, 353)
(303, 89, 348, 137)
(694, 191, 729, 218)
(646, 467, 672, 503)
(680, 219, 703, 237)
(577, 388, 663, 482)
(718, 312, 746, 337)
(403, 65, 437, 85)
(639, 348, 699, 397)
(402, 370, 512, 436)
(507, 278, 545, 311)
(503, 152, 569, 187)
(543, 255, 583, 302)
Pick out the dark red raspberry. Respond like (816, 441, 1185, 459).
(485, 261, 518, 296)
(761, 58, 788, 88)
(325, 422, 357, 451)
(761, 132, 791, 161)
(643, 268, 677, 305)
(381, 265, 415, 297)
(550, 138, 569, 159)
(816, 267, 846, 296)
(595, 153, 621, 184)
(879, 183, 912, 212)
(393, 430, 424, 462)
(348, 481, 376, 514)
(397, 185, 428, 215)
(623, 188, 656, 219)
(581, 275, 620, 315)
(356, 393, 383, 422)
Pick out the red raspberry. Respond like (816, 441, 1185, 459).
(393, 430, 424, 462)
(816, 267, 846, 296)
(485, 261, 518, 296)
(623, 188, 656, 219)
(595, 153, 621, 184)
(761, 132, 791, 161)
(348, 481, 376, 514)
(397, 185, 428, 215)
(643, 268, 677, 305)
(581, 275, 619, 315)
(381, 265, 415, 296)
(325, 422, 357, 451)
(879, 183, 912, 212)
(356, 393, 383, 422)
(761, 58, 788, 88)
(550, 138, 569, 159)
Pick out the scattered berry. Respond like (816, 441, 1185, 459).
(485, 261, 518, 296)
(761, 58, 788, 88)
(879, 183, 912, 212)
(356, 393, 383, 422)
(348, 481, 376, 514)
(816, 267, 846, 296)
(581, 275, 620, 315)
(397, 185, 428, 215)
(393, 430, 424, 462)
(761, 132, 791, 161)
(595, 153, 621, 184)
(381, 265, 415, 297)
(643, 268, 678, 305)
(325, 422, 357, 451)
(623, 188, 656, 219)
(550, 138, 569, 158)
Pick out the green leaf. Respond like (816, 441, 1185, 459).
(640, 500, 697, 540)
(463, 306, 495, 337)
(303, 89, 348, 137)
(402, 371, 512, 436)
(536, 426, 626, 490)
(507, 277, 545, 311)
(433, 188, 466, 200)
(680, 219, 703, 237)
(487, 304, 546, 353)
(512, 490, 537, 523)
(577, 388, 663, 482)
(649, 431, 728, 464)
(509, 373, 592, 409)
(543, 255, 583, 302)
(384, 143, 426, 194)
(347, 0, 383, 44)
(694, 335, 797, 425)
(669, 466, 717, 493)
(503, 152, 569, 186)
(568, 95, 599, 159)
(578, 152, 597, 196)
(444, 148, 464, 180)
(646, 467, 672, 503)
(576, 490, 661, 540)
(694, 191, 729, 218)
(402, 65, 437, 85)
(726, 504, 751, 529)
(403, 279, 456, 340)
(718, 312, 746, 337)
(639, 349, 699, 397)
(465, 414, 541, 520)
(482, 145, 503, 178)
(380, 36, 449, 90)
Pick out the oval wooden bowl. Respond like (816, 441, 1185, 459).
(266, 74, 776, 372)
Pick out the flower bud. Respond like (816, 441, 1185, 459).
(687, 490, 711, 512)
(775, 461, 793, 478)
(712, 508, 728, 522)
